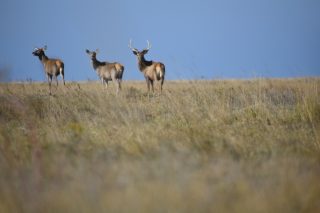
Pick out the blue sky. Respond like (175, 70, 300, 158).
(1, 0, 319, 81)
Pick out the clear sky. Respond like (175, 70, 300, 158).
(1, 0, 319, 81)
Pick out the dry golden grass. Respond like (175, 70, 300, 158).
(0, 78, 319, 213)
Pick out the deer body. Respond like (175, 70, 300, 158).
(86, 49, 124, 93)
(32, 46, 65, 95)
(129, 40, 165, 93)
(138, 57, 165, 83)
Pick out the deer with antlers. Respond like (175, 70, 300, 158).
(129, 40, 165, 93)
(86, 49, 124, 93)
(32, 46, 65, 95)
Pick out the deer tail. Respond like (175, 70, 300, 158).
(116, 64, 124, 79)
(60, 64, 64, 74)
(120, 65, 124, 79)
(157, 63, 165, 79)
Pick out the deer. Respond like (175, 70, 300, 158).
(128, 40, 165, 93)
(86, 49, 124, 93)
(32, 45, 65, 95)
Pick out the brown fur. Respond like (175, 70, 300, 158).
(129, 40, 165, 93)
(32, 46, 65, 95)
(86, 49, 124, 93)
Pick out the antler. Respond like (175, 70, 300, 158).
(145, 40, 152, 51)
(128, 39, 138, 52)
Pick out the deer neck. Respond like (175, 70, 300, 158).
(91, 57, 105, 70)
(39, 53, 49, 65)
(138, 56, 152, 72)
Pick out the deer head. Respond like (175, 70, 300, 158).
(128, 39, 165, 93)
(32, 45, 65, 94)
(128, 39, 152, 61)
(85, 49, 99, 60)
(32, 45, 47, 57)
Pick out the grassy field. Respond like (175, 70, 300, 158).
(0, 78, 319, 213)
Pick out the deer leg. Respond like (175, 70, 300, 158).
(114, 79, 120, 94)
(145, 77, 150, 92)
(111, 73, 119, 94)
(160, 78, 164, 93)
(118, 79, 122, 91)
(61, 69, 65, 86)
(111, 78, 119, 94)
(150, 80, 154, 93)
(55, 75, 58, 86)
(154, 79, 160, 94)
(101, 78, 107, 89)
(105, 80, 109, 90)
(47, 74, 52, 95)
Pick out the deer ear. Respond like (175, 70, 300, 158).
(142, 49, 149, 54)
(132, 50, 138, 55)
(85, 49, 90, 54)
